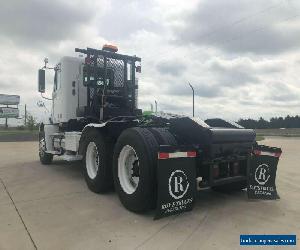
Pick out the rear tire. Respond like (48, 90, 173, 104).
(82, 129, 113, 193)
(113, 127, 159, 212)
(211, 181, 247, 193)
(39, 132, 53, 165)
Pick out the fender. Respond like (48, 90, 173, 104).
(78, 117, 138, 155)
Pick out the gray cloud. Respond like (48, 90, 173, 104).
(95, 0, 161, 40)
(239, 100, 260, 106)
(160, 101, 190, 113)
(156, 60, 186, 76)
(208, 59, 259, 87)
(267, 83, 300, 102)
(175, 0, 300, 55)
(166, 81, 222, 98)
(204, 56, 288, 90)
(0, 0, 94, 46)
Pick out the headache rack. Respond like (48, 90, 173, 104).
(75, 47, 141, 121)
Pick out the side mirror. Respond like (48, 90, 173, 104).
(136, 65, 141, 73)
(38, 69, 45, 93)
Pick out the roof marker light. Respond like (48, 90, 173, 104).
(102, 44, 118, 53)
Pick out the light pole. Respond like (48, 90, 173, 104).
(155, 100, 157, 113)
(188, 82, 194, 117)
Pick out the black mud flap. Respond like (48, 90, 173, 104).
(247, 145, 282, 200)
(154, 146, 197, 220)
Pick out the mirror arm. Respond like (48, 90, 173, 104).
(42, 66, 55, 70)
(40, 93, 52, 101)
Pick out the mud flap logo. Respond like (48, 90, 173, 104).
(255, 164, 271, 185)
(168, 170, 190, 200)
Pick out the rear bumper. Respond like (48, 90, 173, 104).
(211, 175, 247, 186)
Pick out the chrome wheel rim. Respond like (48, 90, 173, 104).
(118, 145, 140, 194)
(86, 142, 100, 179)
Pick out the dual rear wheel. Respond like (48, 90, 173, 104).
(82, 127, 176, 212)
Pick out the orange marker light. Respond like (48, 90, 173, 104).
(102, 44, 118, 53)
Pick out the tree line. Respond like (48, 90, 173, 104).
(238, 115, 300, 129)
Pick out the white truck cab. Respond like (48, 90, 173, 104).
(52, 56, 87, 123)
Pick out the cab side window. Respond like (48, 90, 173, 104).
(53, 70, 61, 92)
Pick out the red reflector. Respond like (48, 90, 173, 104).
(253, 150, 261, 155)
(274, 152, 282, 158)
(253, 150, 281, 158)
(187, 151, 197, 157)
(158, 152, 169, 159)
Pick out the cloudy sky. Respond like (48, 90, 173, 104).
(0, 0, 300, 124)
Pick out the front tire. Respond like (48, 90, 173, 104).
(39, 132, 53, 165)
(82, 129, 113, 193)
(113, 127, 159, 212)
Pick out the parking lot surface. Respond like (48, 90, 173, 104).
(0, 137, 299, 250)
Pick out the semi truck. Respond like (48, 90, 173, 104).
(38, 45, 257, 213)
